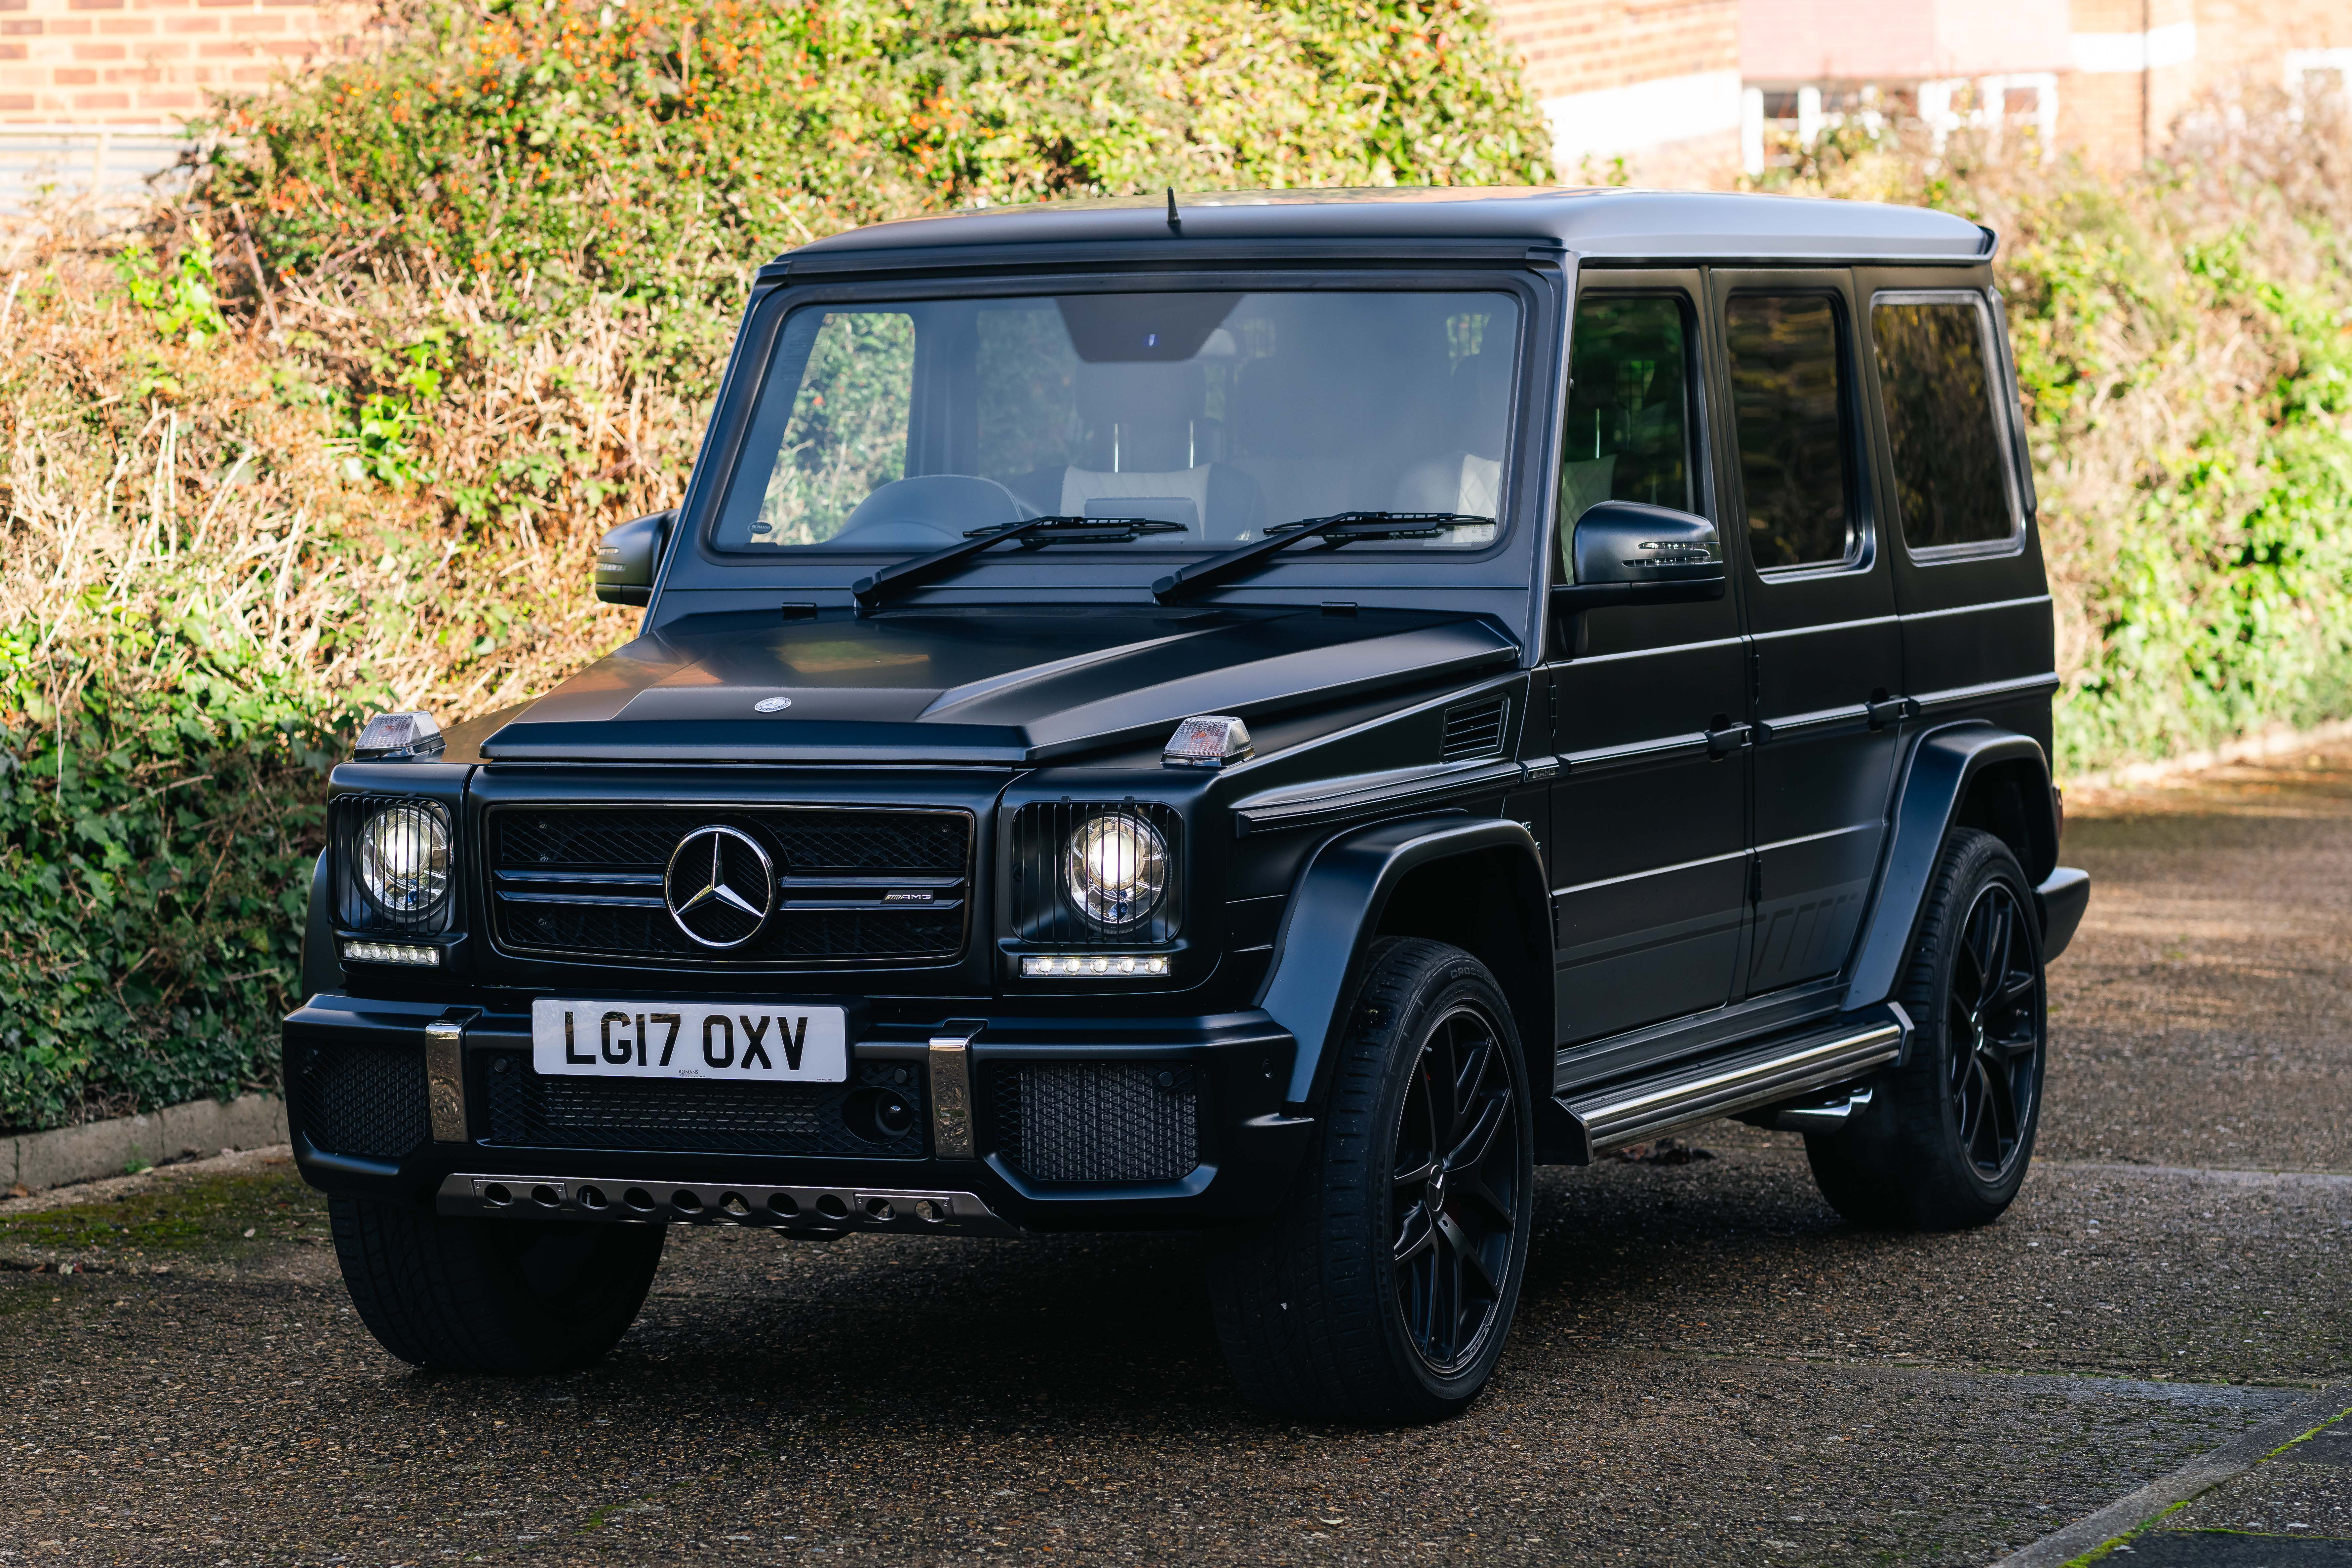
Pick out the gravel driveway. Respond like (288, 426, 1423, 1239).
(4, 750, 2350, 1566)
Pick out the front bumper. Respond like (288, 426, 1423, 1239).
(282, 993, 1309, 1235)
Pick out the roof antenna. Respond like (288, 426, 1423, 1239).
(1165, 185, 1181, 235)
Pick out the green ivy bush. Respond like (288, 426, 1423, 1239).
(0, 626, 350, 1129)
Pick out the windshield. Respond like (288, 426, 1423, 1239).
(713, 289, 1521, 553)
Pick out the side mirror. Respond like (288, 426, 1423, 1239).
(594, 509, 676, 606)
(1551, 500, 1726, 612)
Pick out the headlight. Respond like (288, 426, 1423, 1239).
(356, 802, 451, 916)
(1064, 811, 1168, 928)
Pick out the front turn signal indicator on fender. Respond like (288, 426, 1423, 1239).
(1163, 713, 1252, 769)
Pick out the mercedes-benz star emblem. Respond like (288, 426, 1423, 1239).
(663, 825, 777, 949)
(754, 696, 793, 713)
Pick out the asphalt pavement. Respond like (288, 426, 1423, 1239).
(5, 747, 2351, 1566)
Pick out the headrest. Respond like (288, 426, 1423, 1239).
(1073, 361, 1208, 427)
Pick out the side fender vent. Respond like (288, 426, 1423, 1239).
(1440, 697, 1508, 762)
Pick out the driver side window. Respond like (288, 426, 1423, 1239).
(1559, 294, 1697, 582)
(745, 309, 917, 547)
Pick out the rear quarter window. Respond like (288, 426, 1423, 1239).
(1870, 294, 2021, 554)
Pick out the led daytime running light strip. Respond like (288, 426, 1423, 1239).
(342, 939, 442, 967)
(1021, 954, 1170, 978)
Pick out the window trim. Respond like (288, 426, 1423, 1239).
(1867, 287, 2028, 565)
(1720, 285, 1875, 583)
(1553, 286, 1712, 587)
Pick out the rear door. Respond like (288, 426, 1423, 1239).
(1547, 273, 1750, 1046)
(1707, 270, 1905, 997)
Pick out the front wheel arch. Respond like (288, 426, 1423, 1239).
(1255, 815, 1550, 1112)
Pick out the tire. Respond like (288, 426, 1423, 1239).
(1806, 827, 2048, 1230)
(1207, 937, 1534, 1424)
(329, 1196, 667, 1373)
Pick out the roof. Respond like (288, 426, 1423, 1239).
(785, 186, 1996, 268)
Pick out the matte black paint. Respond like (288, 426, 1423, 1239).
(287, 191, 2086, 1235)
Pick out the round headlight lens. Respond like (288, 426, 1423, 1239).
(1063, 812, 1168, 928)
(356, 802, 451, 916)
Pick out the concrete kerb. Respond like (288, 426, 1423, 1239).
(3, 1095, 288, 1192)
(1988, 1380, 2352, 1568)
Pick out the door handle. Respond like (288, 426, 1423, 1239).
(1865, 695, 1920, 731)
(1705, 721, 1752, 758)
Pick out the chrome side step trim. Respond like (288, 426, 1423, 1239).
(1558, 1014, 1907, 1160)
(435, 1173, 1014, 1235)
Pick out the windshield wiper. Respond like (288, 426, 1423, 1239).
(851, 516, 1188, 609)
(1150, 512, 1494, 604)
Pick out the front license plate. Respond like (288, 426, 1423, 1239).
(529, 1000, 849, 1083)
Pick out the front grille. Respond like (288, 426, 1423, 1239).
(500, 904, 965, 961)
(483, 1054, 927, 1157)
(489, 806, 972, 967)
(1440, 696, 1508, 761)
(1007, 801, 1183, 948)
(991, 1062, 1199, 1183)
(295, 1042, 431, 1160)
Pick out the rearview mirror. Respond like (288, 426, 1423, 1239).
(594, 509, 676, 606)
(1551, 500, 1725, 612)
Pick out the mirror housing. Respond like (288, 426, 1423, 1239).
(594, 509, 676, 606)
(1551, 500, 1726, 612)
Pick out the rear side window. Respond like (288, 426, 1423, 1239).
(1560, 294, 1698, 578)
(1870, 295, 2019, 552)
(1724, 294, 1857, 571)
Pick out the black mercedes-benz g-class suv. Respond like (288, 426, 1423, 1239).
(289, 186, 2090, 1423)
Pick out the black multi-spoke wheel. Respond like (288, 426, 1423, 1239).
(1207, 938, 1533, 1423)
(1947, 881, 2040, 1181)
(1390, 1006, 1522, 1375)
(1805, 828, 2048, 1230)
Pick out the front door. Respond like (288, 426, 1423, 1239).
(1708, 272, 1904, 997)
(1548, 275, 1750, 1046)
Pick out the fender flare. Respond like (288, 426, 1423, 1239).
(1842, 723, 2051, 1012)
(299, 850, 338, 1003)
(1256, 813, 1550, 1110)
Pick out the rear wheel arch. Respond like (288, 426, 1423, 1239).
(1844, 725, 2053, 1011)
(1952, 756, 2057, 883)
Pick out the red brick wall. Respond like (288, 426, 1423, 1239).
(2195, 0, 2352, 87)
(0, 0, 365, 124)
(1487, 0, 1739, 104)
(1486, 0, 1742, 184)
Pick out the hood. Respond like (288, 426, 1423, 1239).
(480, 605, 1518, 765)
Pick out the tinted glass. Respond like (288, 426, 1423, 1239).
(1725, 294, 1855, 570)
(714, 291, 1521, 553)
(1872, 298, 2016, 550)
(1560, 294, 1695, 576)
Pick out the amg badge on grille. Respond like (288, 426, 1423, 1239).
(663, 826, 778, 948)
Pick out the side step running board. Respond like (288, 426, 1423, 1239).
(1556, 1009, 1909, 1163)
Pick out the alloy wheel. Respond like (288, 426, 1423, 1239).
(1947, 881, 2042, 1180)
(1390, 1004, 1523, 1374)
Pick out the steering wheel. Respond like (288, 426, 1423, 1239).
(824, 476, 1033, 548)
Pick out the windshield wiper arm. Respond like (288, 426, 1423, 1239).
(1150, 512, 1493, 604)
(851, 516, 1188, 609)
